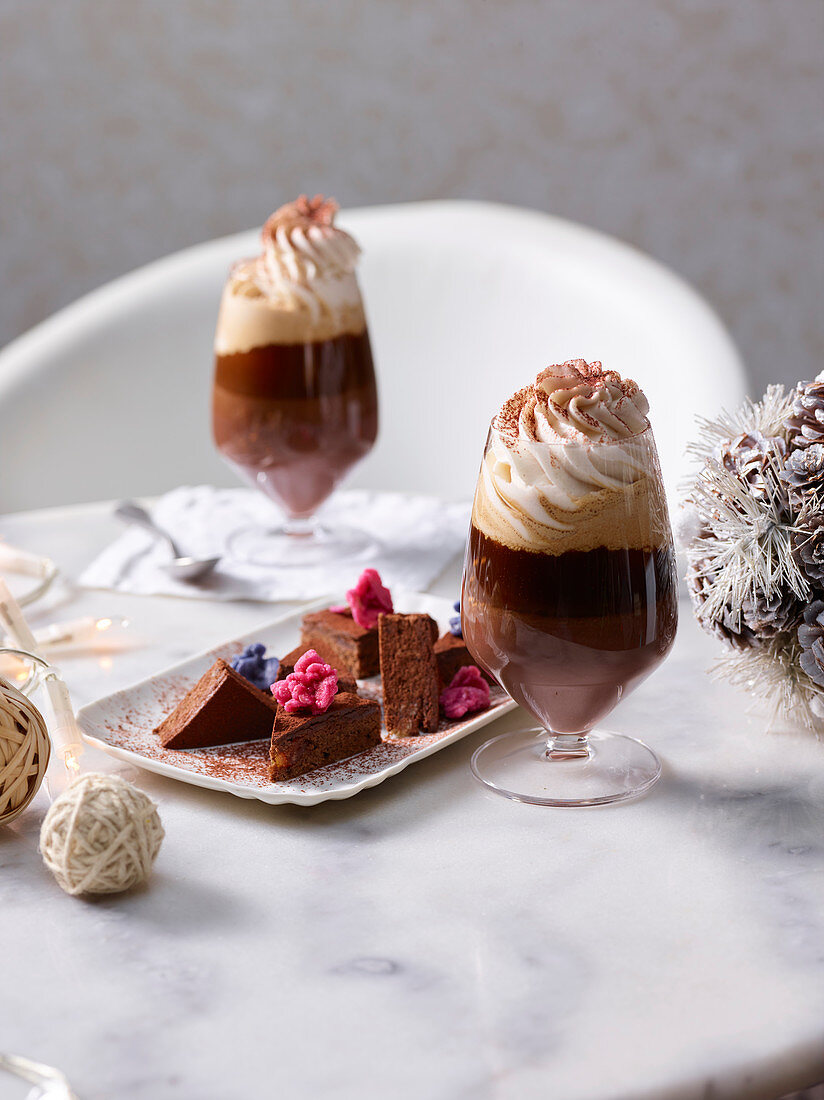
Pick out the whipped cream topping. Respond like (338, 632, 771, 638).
(473, 361, 659, 552)
(215, 195, 367, 352)
(499, 360, 650, 446)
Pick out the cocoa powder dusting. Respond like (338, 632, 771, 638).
(83, 658, 509, 795)
(495, 359, 643, 443)
(262, 194, 339, 241)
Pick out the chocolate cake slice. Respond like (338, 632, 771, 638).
(274, 645, 357, 694)
(154, 658, 279, 749)
(300, 608, 379, 679)
(434, 632, 496, 687)
(268, 693, 382, 781)
(378, 613, 440, 735)
(275, 645, 305, 680)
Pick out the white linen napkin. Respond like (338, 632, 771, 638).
(79, 485, 470, 602)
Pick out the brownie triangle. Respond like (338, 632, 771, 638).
(154, 659, 278, 749)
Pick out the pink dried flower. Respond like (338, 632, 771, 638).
(342, 568, 393, 630)
(440, 665, 490, 720)
(272, 649, 338, 714)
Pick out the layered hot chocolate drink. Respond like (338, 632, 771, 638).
(462, 360, 678, 735)
(213, 196, 378, 519)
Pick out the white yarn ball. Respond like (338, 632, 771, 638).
(40, 773, 164, 896)
(0, 678, 50, 826)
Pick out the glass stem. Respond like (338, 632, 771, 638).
(545, 733, 591, 760)
(282, 517, 317, 539)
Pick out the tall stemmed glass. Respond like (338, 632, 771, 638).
(212, 196, 379, 567)
(462, 426, 678, 807)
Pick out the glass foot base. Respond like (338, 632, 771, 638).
(470, 727, 661, 807)
(227, 523, 378, 568)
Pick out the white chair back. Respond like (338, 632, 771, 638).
(0, 201, 747, 513)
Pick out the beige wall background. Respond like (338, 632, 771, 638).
(1, 0, 821, 392)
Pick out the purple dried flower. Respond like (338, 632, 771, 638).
(232, 643, 280, 691)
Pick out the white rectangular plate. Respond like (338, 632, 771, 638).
(77, 593, 515, 806)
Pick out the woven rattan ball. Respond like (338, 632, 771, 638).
(40, 773, 164, 896)
(0, 677, 50, 826)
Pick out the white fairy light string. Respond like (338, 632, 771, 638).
(0, 1052, 80, 1099)
(0, 541, 58, 607)
(33, 614, 131, 650)
(0, 543, 131, 683)
(0, 578, 86, 787)
(0, 579, 164, 895)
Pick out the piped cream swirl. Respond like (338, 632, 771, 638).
(509, 360, 650, 445)
(473, 361, 663, 553)
(215, 195, 367, 352)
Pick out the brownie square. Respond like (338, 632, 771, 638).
(433, 632, 496, 687)
(154, 659, 278, 749)
(274, 645, 357, 694)
(275, 645, 305, 680)
(300, 608, 379, 679)
(378, 613, 440, 735)
(268, 693, 382, 781)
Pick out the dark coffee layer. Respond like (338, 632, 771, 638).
(214, 330, 376, 399)
(213, 331, 378, 519)
(465, 524, 676, 643)
(461, 524, 678, 733)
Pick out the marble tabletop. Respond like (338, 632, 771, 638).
(1, 502, 823, 1100)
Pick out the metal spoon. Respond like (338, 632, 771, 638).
(114, 501, 220, 582)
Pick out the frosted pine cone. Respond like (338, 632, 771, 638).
(687, 556, 755, 649)
(798, 600, 824, 687)
(786, 374, 824, 450)
(715, 431, 788, 508)
(781, 444, 824, 509)
(793, 502, 824, 586)
(740, 589, 801, 640)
